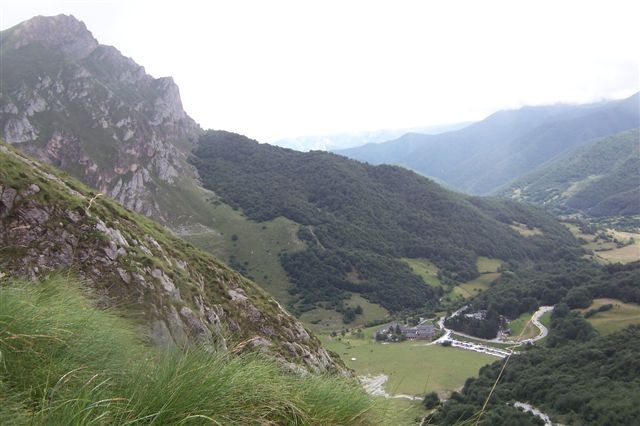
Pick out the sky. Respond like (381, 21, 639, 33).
(2, 0, 639, 143)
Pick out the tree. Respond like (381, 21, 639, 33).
(423, 392, 441, 409)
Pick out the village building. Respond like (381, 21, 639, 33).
(375, 321, 436, 341)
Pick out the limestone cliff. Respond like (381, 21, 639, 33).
(0, 15, 201, 221)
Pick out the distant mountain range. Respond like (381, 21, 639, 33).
(337, 94, 639, 196)
(500, 129, 640, 217)
(273, 122, 472, 151)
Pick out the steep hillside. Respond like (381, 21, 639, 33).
(338, 95, 639, 195)
(190, 130, 581, 314)
(0, 15, 209, 223)
(0, 141, 346, 374)
(501, 129, 640, 217)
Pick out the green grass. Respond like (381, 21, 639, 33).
(320, 328, 495, 397)
(539, 310, 552, 328)
(579, 298, 640, 335)
(564, 222, 640, 264)
(402, 258, 442, 287)
(509, 222, 543, 237)
(301, 294, 390, 333)
(452, 273, 499, 299)
(0, 276, 381, 425)
(181, 198, 304, 304)
(507, 311, 539, 340)
(476, 256, 502, 273)
(382, 398, 427, 425)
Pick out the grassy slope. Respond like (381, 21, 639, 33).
(578, 298, 640, 335)
(0, 276, 380, 425)
(565, 222, 640, 264)
(405, 257, 502, 303)
(179, 195, 304, 303)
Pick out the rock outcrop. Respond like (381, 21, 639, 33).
(0, 143, 347, 375)
(0, 14, 201, 222)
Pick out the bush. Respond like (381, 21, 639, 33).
(423, 391, 441, 409)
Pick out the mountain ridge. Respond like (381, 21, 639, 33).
(337, 94, 640, 195)
(500, 128, 640, 217)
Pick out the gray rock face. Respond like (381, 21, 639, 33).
(0, 15, 201, 222)
(6, 14, 99, 61)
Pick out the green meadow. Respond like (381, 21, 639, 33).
(320, 327, 495, 397)
(579, 298, 640, 335)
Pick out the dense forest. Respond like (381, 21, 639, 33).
(431, 324, 640, 425)
(190, 131, 581, 313)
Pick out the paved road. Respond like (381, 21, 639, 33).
(430, 305, 554, 358)
(528, 306, 554, 341)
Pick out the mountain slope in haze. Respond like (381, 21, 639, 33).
(0, 15, 207, 223)
(190, 130, 581, 314)
(338, 94, 640, 195)
(0, 141, 345, 374)
(274, 122, 472, 152)
(501, 129, 640, 217)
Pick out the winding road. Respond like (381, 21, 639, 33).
(430, 305, 554, 358)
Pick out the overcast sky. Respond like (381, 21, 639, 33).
(2, 0, 639, 142)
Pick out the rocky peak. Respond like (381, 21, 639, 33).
(4, 14, 98, 61)
(0, 15, 202, 223)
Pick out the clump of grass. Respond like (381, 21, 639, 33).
(0, 275, 380, 425)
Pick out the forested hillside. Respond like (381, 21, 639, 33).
(190, 130, 581, 314)
(445, 259, 640, 340)
(431, 324, 640, 425)
(338, 94, 639, 195)
(502, 129, 640, 217)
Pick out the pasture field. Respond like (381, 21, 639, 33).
(476, 256, 503, 273)
(510, 222, 543, 237)
(579, 298, 640, 335)
(402, 258, 442, 287)
(595, 243, 640, 263)
(183, 200, 304, 303)
(564, 223, 640, 264)
(320, 328, 495, 397)
(301, 293, 390, 333)
(452, 272, 499, 299)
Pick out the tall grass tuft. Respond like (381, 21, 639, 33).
(0, 275, 380, 424)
